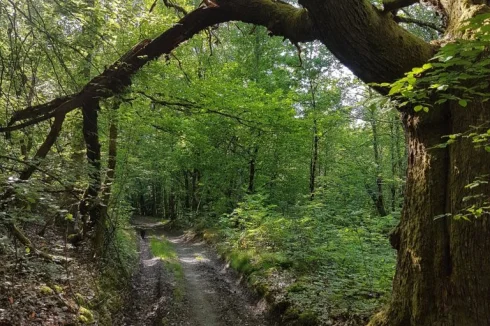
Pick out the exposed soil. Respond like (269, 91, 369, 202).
(119, 220, 274, 326)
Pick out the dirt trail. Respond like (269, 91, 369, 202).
(119, 221, 273, 326)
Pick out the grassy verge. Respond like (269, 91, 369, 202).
(150, 236, 185, 300)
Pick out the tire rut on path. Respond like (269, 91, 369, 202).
(120, 237, 170, 326)
(163, 232, 272, 326)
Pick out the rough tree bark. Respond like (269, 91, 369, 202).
(283, 0, 490, 324)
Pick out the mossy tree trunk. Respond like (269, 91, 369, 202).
(294, 1, 490, 324)
(370, 102, 490, 326)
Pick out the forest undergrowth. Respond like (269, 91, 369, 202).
(193, 194, 397, 325)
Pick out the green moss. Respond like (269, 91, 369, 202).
(75, 293, 86, 305)
(78, 315, 89, 323)
(202, 229, 219, 243)
(287, 282, 307, 293)
(79, 306, 94, 323)
(53, 285, 63, 294)
(284, 307, 318, 325)
(39, 285, 53, 295)
(150, 236, 185, 302)
(284, 307, 301, 320)
(229, 251, 255, 274)
(95, 222, 139, 325)
(254, 281, 269, 296)
(298, 311, 318, 325)
(257, 252, 293, 270)
(168, 261, 185, 301)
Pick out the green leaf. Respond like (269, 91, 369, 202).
(388, 84, 403, 96)
(414, 105, 423, 112)
(458, 99, 468, 107)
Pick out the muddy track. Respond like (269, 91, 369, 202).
(119, 236, 170, 326)
(119, 222, 273, 326)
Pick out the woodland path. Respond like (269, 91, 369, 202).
(119, 218, 273, 326)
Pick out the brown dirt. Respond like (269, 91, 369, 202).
(118, 220, 275, 326)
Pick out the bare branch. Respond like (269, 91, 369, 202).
(395, 15, 444, 33)
(137, 91, 267, 130)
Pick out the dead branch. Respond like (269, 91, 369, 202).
(7, 222, 72, 264)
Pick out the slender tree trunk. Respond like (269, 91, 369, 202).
(369, 111, 388, 216)
(309, 118, 318, 200)
(168, 189, 177, 220)
(389, 116, 397, 212)
(396, 114, 406, 206)
(184, 170, 191, 209)
(388, 112, 405, 212)
(192, 168, 200, 211)
(18, 114, 65, 181)
(247, 147, 259, 194)
(94, 107, 118, 256)
(152, 183, 158, 216)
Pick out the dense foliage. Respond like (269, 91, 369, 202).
(3, 0, 470, 324)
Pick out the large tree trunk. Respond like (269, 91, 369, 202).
(371, 102, 490, 326)
(309, 118, 318, 200)
(296, 1, 490, 324)
(368, 1, 490, 324)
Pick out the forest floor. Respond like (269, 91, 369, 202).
(117, 217, 274, 326)
(0, 223, 103, 325)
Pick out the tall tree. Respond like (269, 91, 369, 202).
(2, 0, 490, 324)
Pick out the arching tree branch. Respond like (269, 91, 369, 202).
(1, 0, 317, 133)
(299, 0, 434, 84)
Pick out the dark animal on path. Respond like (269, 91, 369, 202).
(140, 229, 146, 239)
